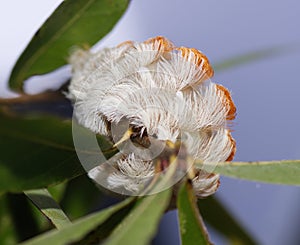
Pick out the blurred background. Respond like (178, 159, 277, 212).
(1, 0, 300, 244)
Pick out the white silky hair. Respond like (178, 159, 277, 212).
(157, 52, 209, 90)
(183, 128, 233, 163)
(72, 67, 229, 143)
(68, 42, 134, 101)
(68, 38, 235, 196)
(107, 153, 155, 193)
(192, 172, 220, 198)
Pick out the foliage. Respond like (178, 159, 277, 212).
(1, 0, 299, 244)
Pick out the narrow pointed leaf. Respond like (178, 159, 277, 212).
(73, 199, 134, 244)
(0, 195, 18, 245)
(0, 111, 113, 193)
(103, 189, 172, 245)
(59, 175, 101, 220)
(47, 182, 68, 203)
(198, 197, 257, 245)
(9, 0, 130, 91)
(177, 181, 212, 245)
(20, 197, 134, 245)
(6, 193, 41, 242)
(25, 188, 71, 229)
(200, 160, 300, 185)
(214, 44, 298, 72)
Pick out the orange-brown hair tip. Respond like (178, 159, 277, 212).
(144, 36, 174, 52)
(176, 47, 214, 78)
(216, 84, 236, 120)
(117, 40, 134, 48)
(226, 132, 236, 161)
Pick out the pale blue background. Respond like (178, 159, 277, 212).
(1, 1, 300, 244)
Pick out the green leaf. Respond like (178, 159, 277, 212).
(20, 197, 134, 245)
(177, 181, 212, 245)
(0, 111, 113, 193)
(199, 160, 300, 185)
(6, 193, 41, 242)
(25, 189, 71, 229)
(9, 0, 130, 91)
(214, 44, 298, 72)
(60, 174, 102, 220)
(73, 199, 134, 244)
(198, 197, 257, 245)
(47, 182, 68, 203)
(103, 189, 172, 245)
(0, 195, 18, 245)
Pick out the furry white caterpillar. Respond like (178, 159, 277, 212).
(68, 36, 236, 197)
